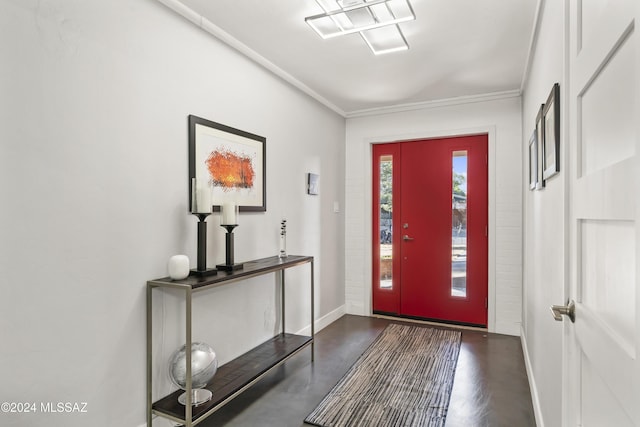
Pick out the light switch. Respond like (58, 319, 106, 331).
(333, 201, 340, 213)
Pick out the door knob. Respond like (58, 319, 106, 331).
(403, 235, 414, 241)
(550, 300, 575, 323)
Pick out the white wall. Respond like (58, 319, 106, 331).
(0, 1, 345, 426)
(344, 95, 523, 336)
(520, 0, 565, 425)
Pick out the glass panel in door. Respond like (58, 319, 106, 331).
(452, 151, 468, 297)
(379, 155, 393, 289)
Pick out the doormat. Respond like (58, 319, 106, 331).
(305, 324, 461, 427)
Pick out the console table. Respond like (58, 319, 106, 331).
(146, 255, 314, 427)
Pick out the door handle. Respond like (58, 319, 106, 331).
(403, 235, 414, 241)
(550, 300, 575, 323)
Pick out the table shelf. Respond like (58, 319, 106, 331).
(149, 255, 314, 291)
(147, 255, 314, 427)
(153, 333, 312, 424)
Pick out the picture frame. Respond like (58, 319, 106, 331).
(188, 115, 266, 212)
(528, 131, 538, 190)
(307, 173, 319, 195)
(542, 83, 560, 180)
(535, 104, 545, 189)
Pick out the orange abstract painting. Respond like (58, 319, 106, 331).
(206, 149, 255, 190)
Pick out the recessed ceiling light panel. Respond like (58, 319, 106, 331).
(306, 0, 415, 39)
(361, 24, 409, 55)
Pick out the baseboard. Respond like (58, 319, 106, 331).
(138, 416, 160, 427)
(520, 326, 544, 427)
(296, 304, 345, 336)
(141, 414, 176, 426)
(495, 321, 522, 337)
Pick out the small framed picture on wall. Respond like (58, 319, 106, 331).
(307, 173, 319, 195)
(542, 83, 560, 181)
(528, 131, 538, 190)
(535, 104, 545, 189)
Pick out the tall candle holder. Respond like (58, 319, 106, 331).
(189, 178, 217, 277)
(279, 219, 287, 258)
(216, 202, 244, 271)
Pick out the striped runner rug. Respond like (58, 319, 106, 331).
(305, 324, 462, 427)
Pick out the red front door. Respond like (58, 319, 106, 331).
(372, 135, 488, 327)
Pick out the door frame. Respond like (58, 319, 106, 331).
(365, 126, 497, 332)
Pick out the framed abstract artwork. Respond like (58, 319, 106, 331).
(188, 115, 266, 212)
(542, 83, 560, 181)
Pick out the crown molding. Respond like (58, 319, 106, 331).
(345, 89, 522, 118)
(520, 0, 545, 93)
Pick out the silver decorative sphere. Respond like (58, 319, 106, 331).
(168, 342, 218, 405)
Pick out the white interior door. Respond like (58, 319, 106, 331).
(564, 0, 639, 425)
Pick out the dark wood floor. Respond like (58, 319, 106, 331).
(197, 314, 536, 427)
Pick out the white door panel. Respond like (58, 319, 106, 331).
(573, 158, 634, 220)
(574, 1, 634, 91)
(581, 353, 634, 427)
(566, 0, 638, 425)
(579, 33, 635, 176)
(580, 220, 635, 350)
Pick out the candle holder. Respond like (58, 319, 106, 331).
(190, 213, 217, 277)
(189, 178, 217, 277)
(279, 219, 287, 259)
(216, 202, 243, 271)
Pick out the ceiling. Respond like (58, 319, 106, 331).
(170, 0, 538, 116)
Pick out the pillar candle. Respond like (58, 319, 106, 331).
(222, 202, 237, 225)
(195, 185, 212, 213)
